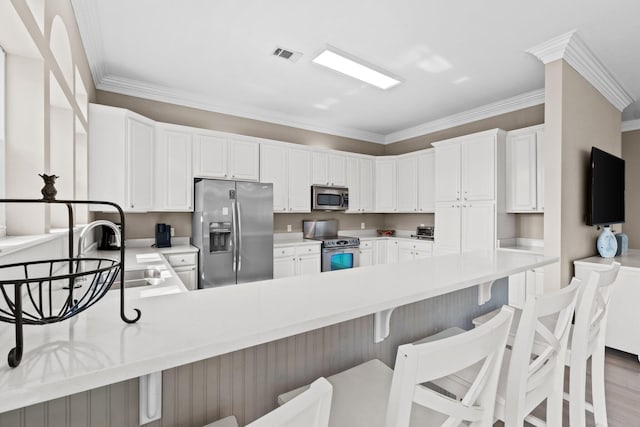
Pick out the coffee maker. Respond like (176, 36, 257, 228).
(98, 224, 121, 250)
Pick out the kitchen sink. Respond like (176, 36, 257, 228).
(109, 268, 163, 290)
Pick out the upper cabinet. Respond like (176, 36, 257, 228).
(397, 155, 418, 212)
(193, 133, 259, 182)
(89, 104, 155, 212)
(346, 155, 375, 213)
(417, 150, 435, 213)
(260, 142, 311, 213)
(506, 125, 544, 212)
(375, 158, 398, 212)
(311, 151, 347, 186)
(155, 124, 193, 211)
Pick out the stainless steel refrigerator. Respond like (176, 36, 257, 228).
(192, 179, 273, 288)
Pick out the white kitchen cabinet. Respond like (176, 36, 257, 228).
(417, 150, 435, 213)
(399, 240, 433, 261)
(397, 155, 418, 212)
(358, 240, 375, 267)
(88, 104, 155, 212)
(461, 202, 496, 252)
(311, 151, 347, 186)
(165, 251, 198, 291)
(359, 158, 374, 212)
(155, 125, 193, 211)
(375, 239, 388, 264)
(375, 158, 397, 212)
(506, 125, 544, 212)
(346, 156, 361, 213)
(508, 268, 544, 309)
(461, 135, 495, 201)
(193, 133, 259, 181)
(435, 203, 462, 254)
(260, 143, 311, 213)
(273, 244, 320, 278)
(434, 143, 461, 202)
(386, 239, 400, 264)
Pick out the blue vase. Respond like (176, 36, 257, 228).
(597, 226, 618, 258)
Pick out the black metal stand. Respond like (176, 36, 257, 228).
(0, 197, 141, 368)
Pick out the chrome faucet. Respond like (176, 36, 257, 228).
(73, 220, 122, 287)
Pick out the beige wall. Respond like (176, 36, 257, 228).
(95, 212, 192, 240)
(622, 129, 640, 247)
(383, 105, 544, 155)
(516, 213, 544, 239)
(95, 90, 385, 156)
(544, 60, 621, 289)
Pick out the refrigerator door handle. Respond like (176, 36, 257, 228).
(231, 200, 238, 272)
(236, 201, 243, 271)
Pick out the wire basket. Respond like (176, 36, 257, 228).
(0, 182, 141, 368)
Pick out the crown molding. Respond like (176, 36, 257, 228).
(384, 89, 545, 144)
(527, 30, 633, 111)
(70, 0, 106, 85)
(622, 118, 640, 133)
(97, 74, 387, 144)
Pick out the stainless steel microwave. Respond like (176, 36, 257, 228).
(311, 186, 349, 211)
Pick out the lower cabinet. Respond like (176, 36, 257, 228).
(508, 268, 544, 309)
(273, 244, 321, 279)
(359, 240, 375, 267)
(165, 251, 198, 291)
(398, 240, 433, 262)
(386, 239, 400, 264)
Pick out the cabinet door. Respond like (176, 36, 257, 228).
(435, 143, 461, 202)
(414, 250, 431, 259)
(329, 154, 347, 186)
(126, 117, 154, 211)
(398, 247, 414, 263)
(175, 267, 197, 291)
(418, 151, 435, 213)
(260, 144, 288, 212)
(506, 132, 537, 212)
(228, 138, 259, 181)
(359, 158, 374, 212)
(297, 254, 321, 276)
(194, 134, 228, 178)
(274, 256, 296, 278)
(156, 128, 193, 211)
(461, 136, 495, 201)
(359, 248, 374, 267)
(375, 240, 387, 264)
(311, 152, 329, 185)
(288, 149, 311, 212)
(375, 158, 397, 212)
(461, 202, 495, 252)
(397, 155, 418, 212)
(536, 130, 544, 212)
(346, 156, 360, 212)
(386, 239, 400, 264)
(435, 203, 461, 254)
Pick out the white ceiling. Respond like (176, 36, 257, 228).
(72, 0, 640, 144)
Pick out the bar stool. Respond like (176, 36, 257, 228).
(472, 262, 620, 426)
(278, 306, 514, 426)
(204, 377, 332, 427)
(424, 277, 581, 426)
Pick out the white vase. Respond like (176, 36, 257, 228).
(597, 226, 617, 258)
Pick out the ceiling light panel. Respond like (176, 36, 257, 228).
(312, 48, 400, 90)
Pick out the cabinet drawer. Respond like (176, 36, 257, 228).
(166, 253, 197, 267)
(296, 244, 320, 255)
(274, 246, 296, 258)
(360, 240, 374, 249)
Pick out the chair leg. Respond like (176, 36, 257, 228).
(547, 365, 566, 427)
(569, 356, 588, 427)
(591, 349, 608, 426)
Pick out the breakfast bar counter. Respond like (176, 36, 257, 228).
(0, 250, 556, 414)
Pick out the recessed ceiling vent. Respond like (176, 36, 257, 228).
(272, 46, 303, 63)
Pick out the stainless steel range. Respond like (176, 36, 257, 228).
(303, 220, 360, 272)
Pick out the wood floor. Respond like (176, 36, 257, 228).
(502, 348, 640, 426)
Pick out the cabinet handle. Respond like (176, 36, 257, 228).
(289, 207, 292, 211)
(281, 250, 285, 254)
(224, 174, 228, 178)
(131, 204, 134, 208)
(282, 207, 286, 211)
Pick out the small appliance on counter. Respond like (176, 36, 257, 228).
(411, 225, 435, 241)
(98, 223, 121, 250)
(155, 223, 172, 248)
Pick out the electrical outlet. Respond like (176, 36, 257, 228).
(287, 224, 292, 232)
(170, 227, 175, 237)
(361, 222, 365, 230)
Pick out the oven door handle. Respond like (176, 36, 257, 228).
(323, 247, 359, 253)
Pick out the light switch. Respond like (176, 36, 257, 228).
(287, 224, 292, 232)
(361, 222, 365, 230)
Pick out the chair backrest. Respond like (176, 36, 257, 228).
(247, 377, 332, 427)
(503, 277, 581, 426)
(386, 306, 515, 427)
(572, 262, 621, 357)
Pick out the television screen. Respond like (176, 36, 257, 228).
(587, 147, 625, 226)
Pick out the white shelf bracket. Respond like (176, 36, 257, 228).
(478, 280, 496, 305)
(374, 307, 395, 343)
(140, 371, 162, 425)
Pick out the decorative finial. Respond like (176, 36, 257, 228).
(39, 174, 59, 202)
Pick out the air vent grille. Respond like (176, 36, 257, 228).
(272, 46, 302, 63)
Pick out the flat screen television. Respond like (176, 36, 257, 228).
(587, 147, 625, 226)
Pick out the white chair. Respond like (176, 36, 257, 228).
(472, 262, 620, 426)
(278, 306, 515, 426)
(204, 377, 332, 427)
(426, 277, 581, 426)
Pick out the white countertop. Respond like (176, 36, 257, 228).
(497, 238, 544, 255)
(574, 249, 640, 269)
(0, 250, 556, 413)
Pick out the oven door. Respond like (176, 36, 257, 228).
(321, 247, 360, 272)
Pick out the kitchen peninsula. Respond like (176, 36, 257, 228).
(0, 250, 556, 417)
